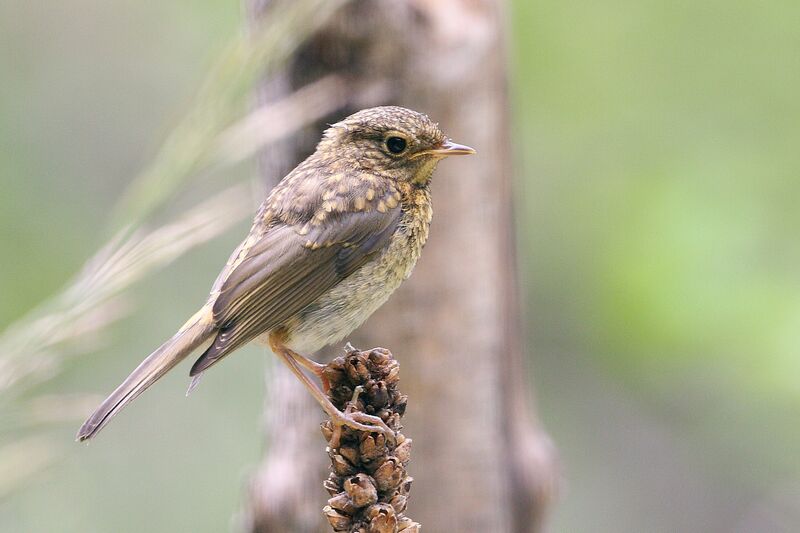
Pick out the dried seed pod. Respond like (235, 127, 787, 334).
(321, 348, 417, 531)
(331, 385, 354, 407)
(398, 477, 413, 496)
(345, 354, 370, 383)
(397, 517, 421, 532)
(331, 453, 356, 476)
(339, 445, 360, 466)
(321, 421, 334, 441)
(359, 432, 386, 463)
(343, 342, 358, 354)
(366, 381, 390, 408)
(344, 474, 378, 508)
(389, 494, 408, 514)
(328, 493, 357, 515)
(366, 503, 397, 533)
(373, 457, 404, 491)
(384, 364, 400, 385)
(328, 355, 347, 370)
(367, 348, 391, 366)
(324, 476, 341, 496)
(393, 395, 407, 416)
(395, 438, 412, 464)
(323, 505, 352, 531)
(323, 364, 347, 386)
(381, 412, 401, 430)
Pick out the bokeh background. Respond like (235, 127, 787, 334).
(2, 1, 800, 531)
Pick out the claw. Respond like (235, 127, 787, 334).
(329, 410, 395, 448)
(350, 412, 396, 447)
(327, 386, 395, 448)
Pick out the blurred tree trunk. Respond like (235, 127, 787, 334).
(242, 1, 557, 532)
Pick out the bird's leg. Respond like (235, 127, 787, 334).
(268, 333, 393, 438)
(282, 347, 330, 392)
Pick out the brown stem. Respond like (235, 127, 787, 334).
(321, 347, 419, 533)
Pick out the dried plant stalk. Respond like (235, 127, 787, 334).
(320, 346, 419, 533)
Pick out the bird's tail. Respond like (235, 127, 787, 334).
(76, 306, 215, 441)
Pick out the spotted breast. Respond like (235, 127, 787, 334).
(273, 172, 432, 354)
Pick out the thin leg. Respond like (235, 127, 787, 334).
(268, 333, 392, 437)
(282, 346, 330, 392)
(286, 348, 325, 375)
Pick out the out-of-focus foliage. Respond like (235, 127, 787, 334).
(511, 1, 800, 531)
(1, 0, 799, 532)
(115, 0, 346, 225)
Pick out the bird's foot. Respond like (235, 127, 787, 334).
(269, 334, 394, 445)
(328, 385, 395, 449)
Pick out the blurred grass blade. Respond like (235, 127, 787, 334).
(0, 394, 105, 435)
(0, 184, 252, 397)
(0, 437, 57, 499)
(214, 74, 348, 164)
(114, 0, 348, 227)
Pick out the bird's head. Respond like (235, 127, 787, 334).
(318, 106, 475, 186)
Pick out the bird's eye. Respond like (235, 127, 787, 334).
(385, 136, 407, 154)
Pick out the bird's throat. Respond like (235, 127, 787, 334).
(411, 157, 441, 187)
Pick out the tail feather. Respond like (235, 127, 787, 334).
(76, 307, 215, 441)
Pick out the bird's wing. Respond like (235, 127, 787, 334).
(190, 197, 401, 376)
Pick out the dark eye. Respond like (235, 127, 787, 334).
(385, 136, 407, 154)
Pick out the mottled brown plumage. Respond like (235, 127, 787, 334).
(77, 106, 474, 441)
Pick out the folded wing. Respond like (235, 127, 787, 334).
(190, 201, 401, 376)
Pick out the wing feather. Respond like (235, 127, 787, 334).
(190, 200, 401, 376)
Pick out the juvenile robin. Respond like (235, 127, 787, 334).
(77, 106, 475, 441)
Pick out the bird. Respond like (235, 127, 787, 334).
(77, 105, 475, 441)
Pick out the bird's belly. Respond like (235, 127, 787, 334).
(280, 227, 423, 354)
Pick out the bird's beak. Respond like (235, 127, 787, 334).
(429, 139, 476, 157)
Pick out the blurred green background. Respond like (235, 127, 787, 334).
(2, 1, 800, 531)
